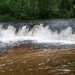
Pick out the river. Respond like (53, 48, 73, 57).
(0, 19, 75, 75)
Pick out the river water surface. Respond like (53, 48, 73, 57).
(0, 19, 75, 75)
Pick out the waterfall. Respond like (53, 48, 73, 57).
(0, 23, 75, 44)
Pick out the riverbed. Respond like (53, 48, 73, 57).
(0, 46, 75, 75)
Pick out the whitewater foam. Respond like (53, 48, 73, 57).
(0, 23, 75, 45)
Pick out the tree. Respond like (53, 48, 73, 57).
(0, 0, 75, 21)
(8, 0, 22, 19)
(38, 0, 50, 18)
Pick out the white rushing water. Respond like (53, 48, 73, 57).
(0, 23, 75, 44)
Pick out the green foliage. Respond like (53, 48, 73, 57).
(74, 5, 75, 9)
(0, 14, 12, 21)
(0, 0, 75, 21)
(71, 62, 75, 66)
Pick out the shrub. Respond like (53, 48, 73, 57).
(0, 14, 13, 22)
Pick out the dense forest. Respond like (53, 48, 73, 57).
(0, 0, 75, 21)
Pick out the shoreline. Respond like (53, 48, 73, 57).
(0, 18, 75, 23)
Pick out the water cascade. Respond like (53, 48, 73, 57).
(0, 19, 75, 52)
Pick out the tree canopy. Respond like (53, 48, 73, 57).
(0, 0, 75, 21)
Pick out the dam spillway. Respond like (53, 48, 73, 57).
(0, 19, 75, 53)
